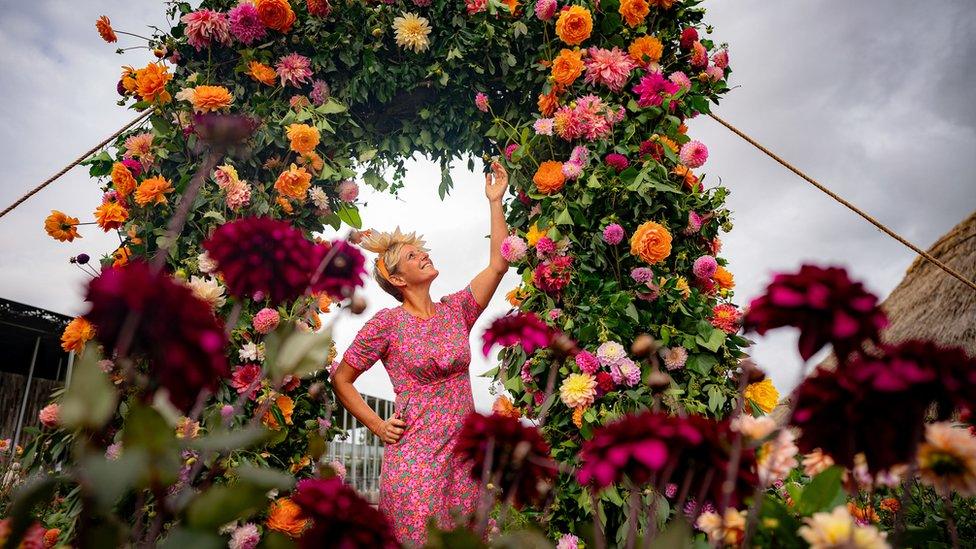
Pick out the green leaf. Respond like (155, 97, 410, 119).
(438, 164, 453, 200)
(60, 345, 118, 430)
(317, 99, 347, 114)
(358, 148, 378, 162)
(695, 328, 726, 353)
(159, 528, 224, 549)
(188, 426, 271, 452)
(234, 465, 296, 491)
(336, 203, 362, 229)
(122, 404, 175, 453)
(186, 483, 269, 530)
(685, 353, 718, 376)
(797, 466, 844, 515)
(266, 323, 333, 380)
(80, 449, 150, 510)
(363, 169, 388, 192)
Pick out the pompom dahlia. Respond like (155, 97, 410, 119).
(602, 223, 624, 245)
(679, 140, 708, 168)
(252, 307, 280, 334)
(560, 372, 597, 408)
(693, 255, 718, 279)
(500, 235, 528, 262)
(604, 153, 629, 172)
(575, 349, 600, 374)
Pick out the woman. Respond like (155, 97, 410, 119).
(331, 161, 510, 547)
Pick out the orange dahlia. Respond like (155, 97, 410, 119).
(110, 162, 137, 197)
(649, 0, 676, 8)
(135, 175, 174, 206)
(551, 48, 584, 86)
(555, 5, 592, 46)
(492, 395, 521, 419)
(533, 161, 566, 195)
(266, 497, 309, 538)
(61, 317, 95, 353)
(120, 66, 138, 94)
(263, 395, 296, 429)
(630, 221, 672, 265)
(506, 286, 529, 307)
(256, 0, 296, 33)
(274, 164, 311, 200)
(317, 292, 333, 312)
(248, 60, 278, 86)
(190, 85, 233, 113)
(285, 123, 320, 155)
(134, 62, 173, 104)
(113, 246, 131, 267)
(95, 16, 117, 43)
(628, 35, 663, 65)
(672, 164, 700, 191)
(44, 210, 81, 242)
(538, 90, 560, 117)
(94, 202, 128, 231)
(619, 0, 650, 27)
(714, 265, 735, 289)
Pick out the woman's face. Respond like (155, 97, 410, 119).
(392, 244, 438, 287)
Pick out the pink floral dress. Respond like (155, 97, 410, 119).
(342, 285, 484, 547)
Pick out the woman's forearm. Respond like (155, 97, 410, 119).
(332, 377, 384, 434)
(488, 199, 509, 273)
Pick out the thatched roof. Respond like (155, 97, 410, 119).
(771, 209, 976, 421)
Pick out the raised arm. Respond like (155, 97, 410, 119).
(470, 160, 510, 309)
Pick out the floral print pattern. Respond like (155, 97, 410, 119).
(342, 285, 484, 547)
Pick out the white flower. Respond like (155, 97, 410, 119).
(175, 87, 196, 103)
(798, 506, 890, 549)
(185, 276, 226, 309)
(392, 13, 432, 53)
(239, 342, 265, 362)
(730, 414, 777, 441)
(197, 251, 218, 274)
(310, 187, 330, 211)
(757, 429, 799, 486)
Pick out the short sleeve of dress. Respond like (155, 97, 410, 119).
(441, 285, 485, 332)
(341, 309, 392, 372)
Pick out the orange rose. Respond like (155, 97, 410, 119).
(713, 265, 734, 289)
(285, 123, 320, 155)
(61, 317, 95, 353)
(94, 202, 128, 231)
(95, 16, 116, 43)
(190, 85, 233, 113)
(256, 0, 296, 33)
(248, 60, 278, 86)
(134, 62, 172, 104)
(111, 162, 137, 197)
(44, 210, 81, 242)
(274, 164, 311, 200)
(555, 5, 592, 46)
(551, 49, 584, 86)
(266, 497, 309, 538)
(533, 161, 566, 195)
(538, 90, 560, 117)
(630, 221, 672, 265)
(619, 0, 650, 27)
(135, 175, 174, 206)
(628, 35, 663, 65)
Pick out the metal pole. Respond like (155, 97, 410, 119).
(12, 336, 41, 454)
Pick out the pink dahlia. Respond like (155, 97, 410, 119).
(605, 153, 629, 172)
(504, 143, 519, 160)
(182, 9, 232, 51)
(553, 95, 620, 141)
(669, 71, 692, 92)
(227, 3, 267, 45)
(575, 350, 600, 374)
(252, 307, 280, 334)
(500, 235, 528, 262)
(38, 403, 60, 428)
(602, 223, 624, 245)
(562, 161, 583, 180)
(680, 27, 699, 50)
(632, 72, 681, 109)
(711, 304, 741, 334)
(533, 118, 554, 135)
(337, 179, 359, 202)
(556, 534, 581, 549)
(231, 363, 263, 399)
(466, 0, 488, 15)
(482, 312, 555, 356)
(610, 357, 641, 386)
(705, 65, 724, 82)
(684, 211, 703, 234)
(630, 267, 653, 284)
(712, 49, 729, 69)
(661, 346, 688, 370)
(584, 47, 636, 92)
(692, 255, 718, 279)
(533, 255, 573, 294)
(535, 0, 558, 20)
(310, 79, 331, 105)
(569, 145, 590, 165)
(475, 92, 489, 112)
(225, 180, 252, 211)
(229, 523, 260, 549)
(679, 140, 708, 168)
(275, 53, 313, 87)
(535, 236, 556, 258)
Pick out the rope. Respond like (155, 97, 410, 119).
(0, 111, 153, 220)
(708, 112, 976, 294)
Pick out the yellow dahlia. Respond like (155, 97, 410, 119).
(392, 13, 432, 53)
(525, 223, 549, 247)
(559, 372, 597, 408)
(798, 506, 889, 549)
(744, 378, 779, 414)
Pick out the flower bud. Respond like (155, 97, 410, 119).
(631, 333, 659, 358)
(349, 294, 367, 315)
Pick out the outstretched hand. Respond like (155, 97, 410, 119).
(485, 160, 508, 202)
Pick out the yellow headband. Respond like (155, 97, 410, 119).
(376, 256, 391, 281)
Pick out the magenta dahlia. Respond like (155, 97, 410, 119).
(679, 140, 708, 168)
(692, 255, 718, 279)
(632, 72, 681, 109)
(227, 3, 267, 45)
(602, 223, 624, 245)
(604, 153, 630, 172)
(482, 312, 555, 356)
(533, 255, 573, 295)
(292, 478, 399, 548)
(309, 239, 368, 300)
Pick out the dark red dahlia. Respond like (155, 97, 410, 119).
(306, 0, 332, 17)
(84, 261, 228, 412)
(604, 153, 630, 172)
(292, 477, 399, 549)
(453, 412, 557, 508)
(595, 371, 614, 395)
(482, 312, 555, 356)
(203, 217, 320, 305)
(639, 139, 664, 162)
(742, 265, 888, 361)
(532, 255, 573, 295)
(680, 27, 699, 50)
(309, 239, 367, 300)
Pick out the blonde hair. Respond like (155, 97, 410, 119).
(359, 227, 428, 302)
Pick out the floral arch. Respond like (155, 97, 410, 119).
(25, 0, 753, 545)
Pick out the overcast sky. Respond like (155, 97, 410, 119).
(1, 1, 973, 411)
